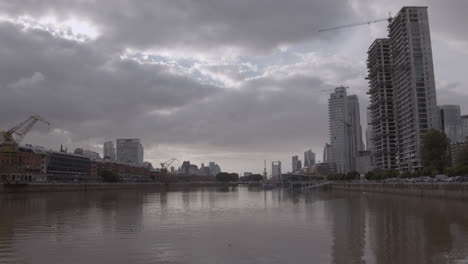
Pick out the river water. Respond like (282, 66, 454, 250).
(1, 187, 468, 264)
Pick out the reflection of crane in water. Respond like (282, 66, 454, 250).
(0, 115, 50, 152)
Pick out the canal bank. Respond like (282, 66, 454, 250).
(331, 182, 468, 200)
(0, 182, 234, 193)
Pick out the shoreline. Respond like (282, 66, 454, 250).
(0, 182, 237, 193)
(330, 182, 468, 200)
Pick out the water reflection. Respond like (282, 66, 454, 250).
(324, 190, 468, 264)
(1, 188, 468, 263)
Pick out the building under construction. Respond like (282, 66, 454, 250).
(367, 38, 397, 170)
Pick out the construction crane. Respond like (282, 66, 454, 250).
(318, 15, 393, 33)
(320, 87, 349, 93)
(161, 158, 177, 170)
(159, 158, 177, 180)
(0, 115, 50, 151)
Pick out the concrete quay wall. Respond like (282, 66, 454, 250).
(0, 182, 230, 193)
(331, 182, 468, 200)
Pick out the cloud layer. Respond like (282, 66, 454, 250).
(0, 0, 467, 173)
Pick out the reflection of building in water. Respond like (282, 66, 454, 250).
(367, 196, 427, 264)
(329, 196, 366, 264)
(365, 194, 468, 264)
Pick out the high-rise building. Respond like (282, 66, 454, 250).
(462, 115, 468, 140)
(367, 38, 397, 170)
(103, 141, 116, 161)
(323, 143, 333, 163)
(292, 155, 301, 172)
(328, 87, 363, 173)
(329, 87, 351, 173)
(272, 161, 282, 179)
(439, 105, 463, 142)
(365, 108, 375, 152)
(389, 6, 439, 171)
(304, 150, 316, 168)
(116, 139, 144, 164)
(347, 95, 365, 168)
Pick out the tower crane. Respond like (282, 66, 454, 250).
(0, 115, 50, 151)
(159, 158, 177, 179)
(320, 87, 349, 93)
(318, 15, 393, 33)
(161, 158, 177, 170)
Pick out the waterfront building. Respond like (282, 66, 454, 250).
(75, 148, 101, 160)
(323, 143, 332, 164)
(292, 155, 301, 172)
(355, 150, 373, 175)
(366, 108, 375, 152)
(180, 161, 199, 175)
(272, 161, 282, 180)
(348, 95, 365, 159)
(439, 105, 463, 142)
(103, 141, 116, 160)
(198, 163, 211, 176)
(304, 150, 316, 168)
(462, 115, 468, 140)
(389, 6, 440, 171)
(311, 163, 331, 177)
(47, 151, 94, 181)
(367, 38, 397, 170)
(116, 139, 144, 164)
(328, 87, 364, 173)
(450, 141, 467, 167)
(0, 145, 48, 182)
(329, 87, 351, 173)
(208, 162, 221, 176)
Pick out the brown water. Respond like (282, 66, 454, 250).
(1, 187, 468, 264)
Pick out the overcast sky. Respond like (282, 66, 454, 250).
(1, 0, 467, 174)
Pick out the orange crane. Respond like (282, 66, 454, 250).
(318, 15, 393, 33)
(0, 115, 50, 152)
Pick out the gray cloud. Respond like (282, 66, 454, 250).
(0, 0, 358, 53)
(0, 1, 468, 173)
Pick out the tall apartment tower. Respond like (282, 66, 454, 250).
(367, 38, 397, 170)
(389, 6, 439, 171)
(303, 150, 316, 167)
(365, 108, 375, 152)
(439, 105, 463, 142)
(292, 155, 301, 172)
(323, 143, 332, 163)
(271, 161, 282, 179)
(103, 141, 116, 161)
(329, 87, 350, 173)
(462, 115, 468, 140)
(347, 95, 365, 164)
(328, 87, 364, 173)
(116, 139, 144, 164)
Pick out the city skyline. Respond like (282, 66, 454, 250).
(0, 2, 468, 174)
